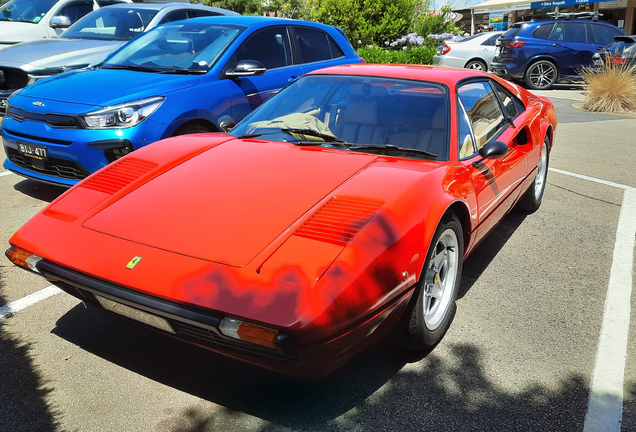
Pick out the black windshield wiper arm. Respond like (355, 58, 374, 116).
(280, 128, 348, 145)
(161, 69, 207, 75)
(351, 144, 437, 159)
(102, 64, 163, 73)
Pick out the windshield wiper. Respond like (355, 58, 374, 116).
(350, 144, 437, 159)
(160, 69, 207, 75)
(280, 128, 348, 145)
(101, 64, 163, 73)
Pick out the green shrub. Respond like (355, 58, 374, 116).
(357, 45, 435, 65)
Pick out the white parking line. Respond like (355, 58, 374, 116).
(550, 167, 634, 190)
(0, 171, 13, 177)
(0, 285, 61, 319)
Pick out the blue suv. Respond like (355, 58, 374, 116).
(2, 16, 362, 186)
(490, 15, 625, 89)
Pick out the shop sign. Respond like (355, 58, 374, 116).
(531, 0, 617, 8)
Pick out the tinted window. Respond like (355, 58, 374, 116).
(492, 81, 524, 119)
(63, 8, 158, 40)
(590, 24, 623, 45)
(502, 24, 526, 38)
(550, 22, 587, 43)
(294, 27, 333, 63)
(57, 1, 93, 24)
(190, 10, 221, 17)
(482, 33, 501, 46)
(457, 82, 507, 150)
(234, 27, 291, 70)
(533, 23, 554, 40)
(328, 36, 344, 58)
(162, 10, 188, 23)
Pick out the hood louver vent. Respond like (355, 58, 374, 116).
(81, 157, 158, 195)
(294, 196, 383, 247)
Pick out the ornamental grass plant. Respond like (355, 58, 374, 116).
(580, 60, 636, 113)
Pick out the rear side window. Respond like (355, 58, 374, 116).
(293, 27, 341, 63)
(492, 81, 524, 119)
(502, 24, 526, 38)
(532, 23, 554, 40)
(550, 22, 587, 43)
(590, 24, 623, 45)
(190, 10, 221, 17)
(482, 33, 501, 46)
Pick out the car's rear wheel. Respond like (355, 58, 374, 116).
(404, 213, 463, 349)
(524, 60, 558, 90)
(517, 135, 550, 212)
(465, 59, 487, 71)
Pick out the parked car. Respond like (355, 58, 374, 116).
(0, 3, 239, 115)
(593, 34, 636, 67)
(2, 16, 363, 186)
(490, 15, 626, 89)
(7, 64, 557, 379)
(433, 31, 503, 71)
(0, 0, 129, 47)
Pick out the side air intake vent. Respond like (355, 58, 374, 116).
(294, 196, 383, 247)
(81, 157, 158, 195)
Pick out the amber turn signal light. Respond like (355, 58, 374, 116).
(219, 317, 278, 349)
(6, 246, 42, 273)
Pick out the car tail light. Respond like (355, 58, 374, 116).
(502, 40, 526, 49)
(358, 56, 367, 64)
(439, 44, 451, 55)
(219, 317, 278, 349)
(609, 56, 626, 64)
(6, 247, 42, 273)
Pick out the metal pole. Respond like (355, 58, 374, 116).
(471, 9, 475, 34)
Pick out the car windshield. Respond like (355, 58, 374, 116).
(62, 7, 160, 40)
(102, 21, 244, 73)
(0, 0, 56, 23)
(230, 75, 450, 160)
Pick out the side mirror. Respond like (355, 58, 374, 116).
(224, 60, 266, 79)
(51, 15, 72, 28)
(472, 140, 508, 166)
(218, 115, 235, 132)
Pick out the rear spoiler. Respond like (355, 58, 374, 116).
(613, 35, 636, 43)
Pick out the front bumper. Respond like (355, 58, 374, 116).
(34, 258, 413, 379)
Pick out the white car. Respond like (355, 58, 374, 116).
(0, 0, 129, 47)
(433, 31, 504, 71)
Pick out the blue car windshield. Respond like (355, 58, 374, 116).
(0, 0, 57, 23)
(63, 8, 160, 41)
(103, 22, 244, 73)
(230, 75, 450, 160)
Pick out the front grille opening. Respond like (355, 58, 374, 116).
(7, 148, 90, 180)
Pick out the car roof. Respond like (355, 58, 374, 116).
(306, 64, 487, 87)
(100, 2, 238, 14)
(168, 15, 333, 28)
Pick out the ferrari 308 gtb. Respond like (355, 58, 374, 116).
(7, 64, 557, 379)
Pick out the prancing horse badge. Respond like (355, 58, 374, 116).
(126, 256, 142, 269)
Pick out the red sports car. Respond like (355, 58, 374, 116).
(7, 64, 557, 379)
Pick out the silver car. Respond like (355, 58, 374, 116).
(433, 31, 503, 71)
(0, 2, 238, 113)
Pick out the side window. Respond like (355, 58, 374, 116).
(532, 23, 554, 40)
(590, 24, 623, 45)
(162, 11, 189, 23)
(328, 36, 344, 58)
(458, 101, 476, 159)
(491, 81, 524, 120)
(457, 82, 507, 151)
(232, 27, 292, 70)
(293, 27, 334, 63)
(481, 33, 501, 46)
(190, 10, 221, 18)
(56, 1, 93, 24)
(550, 22, 586, 43)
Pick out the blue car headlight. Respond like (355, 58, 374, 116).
(79, 96, 165, 129)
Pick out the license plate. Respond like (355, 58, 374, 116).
(0, 98, 6, 111)
(17, 142, 48, 160)
(95, 295, 175, 334)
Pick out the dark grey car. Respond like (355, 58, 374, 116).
(0, 2, 238, 113)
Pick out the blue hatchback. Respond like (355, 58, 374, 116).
(490, 17, 625, 89)
(2, 16, 362, 186)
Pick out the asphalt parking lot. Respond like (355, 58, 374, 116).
(1, 88, 635, 432)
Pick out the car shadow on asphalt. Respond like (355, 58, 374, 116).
(13, 179, 68, 203)
(0, 275, 60, 432)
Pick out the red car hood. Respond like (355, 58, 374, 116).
(82, 139, 378, 267)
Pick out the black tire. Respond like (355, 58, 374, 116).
(524, 60, 558, 90)
(404, 212, 464, 350)
(173, 123, 212, 136)
(465, 59, 487, 71)
(516, 135, 549, 213)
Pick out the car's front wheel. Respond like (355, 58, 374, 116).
(524, 60, 558, 90)
(404, 212, 464, 349)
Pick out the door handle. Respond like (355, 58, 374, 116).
(552, 43, 561, 47)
